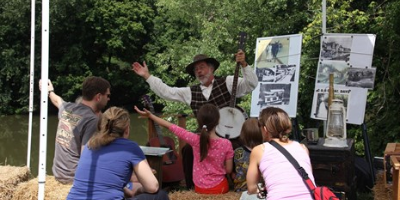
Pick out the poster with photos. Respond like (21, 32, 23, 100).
(250, 34, 302, 118)
(311, 33, 376, 125)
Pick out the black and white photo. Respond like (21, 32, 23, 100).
(257, 83, 291, 108)
(275, 64, 296, 83)
(311, 89, 349, 121)
(316, 61, 349, 85)
(320, 36, 352, 61)
(255, 37, 290, 68)
(346, 67, 376, 89)
(255, 66, 275, 82)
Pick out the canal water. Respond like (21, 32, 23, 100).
(0, 113, 148, 177)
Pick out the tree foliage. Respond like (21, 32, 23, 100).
(0, 0, 155, 114)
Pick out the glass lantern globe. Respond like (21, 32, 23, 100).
(323, 99, 348, 147)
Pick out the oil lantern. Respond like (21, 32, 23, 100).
(323, 99, 348, 147)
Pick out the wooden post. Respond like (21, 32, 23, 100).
(328, 73, 334, 108)
(147, 119, 156, 140)
(177, 114, 188, 155)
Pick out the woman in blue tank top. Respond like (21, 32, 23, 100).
(67, 107, 169, 200)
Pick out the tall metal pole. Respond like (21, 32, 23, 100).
(38, 0, 49, 198)
(362, 123, 376, 186)
(27, 0, 36, 170)
(322, 0, 326, 34)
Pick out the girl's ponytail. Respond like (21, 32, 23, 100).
(200, 125, 210, 162)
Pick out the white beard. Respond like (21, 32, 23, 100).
(198, 71, 212, 86)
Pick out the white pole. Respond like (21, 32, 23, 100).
(38, 0, 49, 198)
(27, 0, 36, 170)
(322, 0, 327, 136)
(322, 0, 326, 34)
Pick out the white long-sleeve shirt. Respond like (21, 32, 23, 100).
(146, 65, 258, 105)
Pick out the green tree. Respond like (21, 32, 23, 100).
(47, 0, 156, 108)
(364, 1, 400, 156)
(0, 0, 33, 114)
(0, 0, 157, 115)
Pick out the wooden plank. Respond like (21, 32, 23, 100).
(385, 143, 398, 154)
(392, 156, 400, 170)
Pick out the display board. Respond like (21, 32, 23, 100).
(250, 34, 302, 118)
(310, 33, 376, 125)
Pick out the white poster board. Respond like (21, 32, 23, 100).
(250, 34, 302, 118)
(310, 33, 376, 125)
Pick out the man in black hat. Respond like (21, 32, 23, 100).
(132, 49, 257, 189)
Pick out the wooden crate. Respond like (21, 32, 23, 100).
(384, 143, 400, 187)
(390, 156, 400, 200)
(305, 138, 356, 200)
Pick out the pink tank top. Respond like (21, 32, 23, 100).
(259, 141, 315, 200)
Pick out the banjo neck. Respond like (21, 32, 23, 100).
(230, 62, 240, 108)
(229, 31, 247, 108)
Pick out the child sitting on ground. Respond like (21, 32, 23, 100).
(135, 103, 234, 194)
(233, 118, 265, 199)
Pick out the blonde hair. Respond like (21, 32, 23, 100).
(259, 107, 292, 143)
(87, 107, 130, 149)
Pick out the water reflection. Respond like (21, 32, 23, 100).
(0, 113, 148, 177)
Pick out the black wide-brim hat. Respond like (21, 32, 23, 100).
(185, 54, 220, 77)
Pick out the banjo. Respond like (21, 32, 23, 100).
(216, 32, 248, 139)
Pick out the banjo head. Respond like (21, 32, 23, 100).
(216, 107, 246, 139)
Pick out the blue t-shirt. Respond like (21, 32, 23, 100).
(67, 138, 146, 200)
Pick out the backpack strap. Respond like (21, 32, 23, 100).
(269, 140, 316, 198)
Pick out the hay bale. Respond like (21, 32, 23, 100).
(373, 171, 392, 200)
(12, 176, 72, 200)
(168, 190, 241, 200)
(0, 165, 30, 200)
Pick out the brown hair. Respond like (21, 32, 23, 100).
(196, 104, 220, 162)
(239, 118, 263, 149)
(259, 107, 292, 143)
(87, 107, 130, 149)
(82, 76, 111, 101)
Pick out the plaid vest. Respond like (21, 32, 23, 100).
(190, 77, 231, 117)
